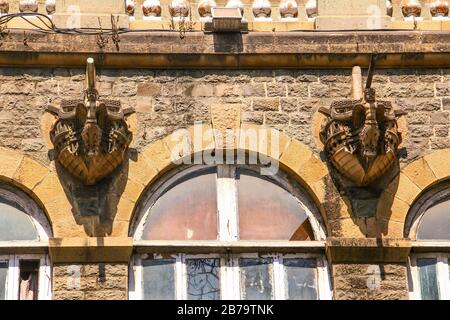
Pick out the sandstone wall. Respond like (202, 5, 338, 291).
(1, 67, 449, 300)
(52, 263, 128, 300)
(1, 68, 449, 165)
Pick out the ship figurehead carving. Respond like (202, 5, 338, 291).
(47, 58, 135, 185)
(319, 55, 407, 186)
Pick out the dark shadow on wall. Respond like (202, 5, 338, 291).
(54, 151, 134, 237)
(319, 145, 404, 238)
(213, 33, 244, 53)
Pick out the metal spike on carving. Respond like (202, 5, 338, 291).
(319, 55, 406, 186)
(47, 58, 135, 185)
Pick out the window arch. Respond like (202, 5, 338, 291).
(0, 183, 52, 300)
(130, 164, 331, 300)
(406, 182, 450, 300)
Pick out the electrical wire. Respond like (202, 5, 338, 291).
(0, 12, 425, 35)
(0, 12, 175, 35)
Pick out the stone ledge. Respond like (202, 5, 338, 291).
(326, 238, 412, 263)
(0, 30, 448, 69)
(49, 237, 133, 263)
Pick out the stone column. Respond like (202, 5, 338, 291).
(316, 0, 392, 30)
(52, 0, 129, 29)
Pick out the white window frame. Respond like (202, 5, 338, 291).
(0, 185, 53, 300)
(130, 164, 331, 300)
(132, 252, 331, 300)
(132, 164, 326, 242)
(0, 254, 51, 300)
(409, 253, 450, 300)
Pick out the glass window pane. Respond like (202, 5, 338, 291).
(237, 169, 314, 240)
(142, 168, 218, 240)
(417, 258, 439, 300)
(142, 259, 176, 300)
(186, 258, 220, 300)
(283, 258, 318, 300)
(0, 201, 38, 241)
(417, 200, 450, 240)
(240, 258, 273, 300)
(0, 261, 8, 300)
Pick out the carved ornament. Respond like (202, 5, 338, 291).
(319, 57, 406, 186)
(47, 58, 135, 185)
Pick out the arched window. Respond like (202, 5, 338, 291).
(0, 184, 52, 300)
(406, 182, 450, 300)
(130, 165, 331, 300)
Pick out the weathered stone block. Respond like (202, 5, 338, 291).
(56, 0, 125, 14)
(317, 0, 387, 16)
(265, 112, 289, 125)
(431, 112, 449, 124)
(287, 83, 309, 97)
(436, 82, 450, 96)
(266, 83, 287, 97)
(253, 98, 279, 111)
(137, 83, 161, 97)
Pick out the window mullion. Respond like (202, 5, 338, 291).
(38, 256, 51, 300)
(217, 165, 239, 241)
(130, 257, 142, 300)
(317, 256, 333, 300)
(176, 255, 185, 300)
(7, 255, 18, 300)
(436, 256, 450, 300)
(273, 255, 285, 300)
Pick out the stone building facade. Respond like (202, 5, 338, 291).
(0, 0, 450, 300)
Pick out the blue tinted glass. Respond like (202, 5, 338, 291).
(186, 258, 220, 300)
(417, 258, 439, 300)
(142, 259, 176, 300)
(0, 261, 7, 300)
(284, 258, 318, 300)
(0, 201, 38, 241)
(240, 258, 273, 300)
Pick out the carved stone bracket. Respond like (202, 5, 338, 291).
(47, 58, 135, 185)
(319, 60, 407, 187)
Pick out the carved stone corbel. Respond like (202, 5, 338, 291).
(47, 58, 135, 185)
(319, 56, 407, 187)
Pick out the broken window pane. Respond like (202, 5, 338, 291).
(18, 260, 39, 300)
(417, 258, 439, 300)
(237, 169, 314, 240)
(0, 200, 38, 241)
(417, 200, 450, 240)
(142, 168, 218, 240)
(283, 258, 318, 300)
(186, 258, 220, 300)
(0, 261, 7, 300)
(240, 258, 273, 300)
(142, 259, 176, 300)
